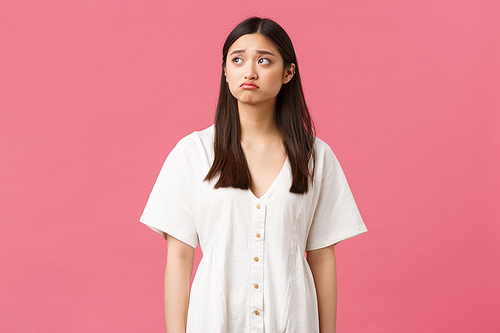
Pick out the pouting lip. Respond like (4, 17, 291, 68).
(240, 82, 259, 88)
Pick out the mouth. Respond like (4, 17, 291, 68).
(240, 82, 259, 89)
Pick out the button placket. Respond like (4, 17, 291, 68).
(251, 201, 265, 332)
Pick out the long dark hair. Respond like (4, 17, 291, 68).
(204, 17, 316, 194)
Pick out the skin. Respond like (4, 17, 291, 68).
(224, 33, 294, 198)
(164, 234, 194, 333)
(307, 244, 338, 333)
(164, 33, 338, 333)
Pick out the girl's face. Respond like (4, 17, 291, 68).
(225, 33, 295, 108)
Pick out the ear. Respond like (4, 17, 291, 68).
(224, 68, 228, 82)
(282, 63, 296, 84)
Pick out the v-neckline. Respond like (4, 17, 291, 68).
(248, 155, 289, 201)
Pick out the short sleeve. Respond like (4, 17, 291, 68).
(305, 144, 367, 251)
(139, 137, 199, 249)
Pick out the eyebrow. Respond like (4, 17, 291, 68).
(229, 49, 276, 57)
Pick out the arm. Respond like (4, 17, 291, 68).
(307, 244, 337, 333)
(165, 234, 195, 333)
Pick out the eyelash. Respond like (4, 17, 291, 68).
(231, 57, 271, 65)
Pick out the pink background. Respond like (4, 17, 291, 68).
(1, 1, 499, 332)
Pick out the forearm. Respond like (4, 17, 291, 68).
(307, 246, 337, 333)
(164, 256, 193, 333)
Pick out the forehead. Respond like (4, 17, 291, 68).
(228, 33, 281, 56)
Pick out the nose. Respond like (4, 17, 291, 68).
(244, 63, 257, 80)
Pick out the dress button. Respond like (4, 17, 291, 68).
(256, 233, 261, 238)
(254, 257, 259, 262)
(256, 205, 261, 209)
(254, 310, 260, 316)
(254, 284, 259, 289)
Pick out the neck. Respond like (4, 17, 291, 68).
(238, 99, 280, 142)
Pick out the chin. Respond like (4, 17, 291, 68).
(236, 95, 259, 105)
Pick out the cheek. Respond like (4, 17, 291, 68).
(225, 71, 235, 91)
(226, 76, 239, 97)
(263, 71, 284, 95)
(226, 69, 240, 88)
(266, 69, 285, 86)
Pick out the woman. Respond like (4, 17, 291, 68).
(140, 17, 367, 333)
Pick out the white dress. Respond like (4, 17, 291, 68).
(140, 125, 367, 333)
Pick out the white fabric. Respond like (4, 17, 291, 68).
(140, 125, 367, 332)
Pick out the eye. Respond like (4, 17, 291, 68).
(232, 57, 243, 64)
(258, 58, 270, 64)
